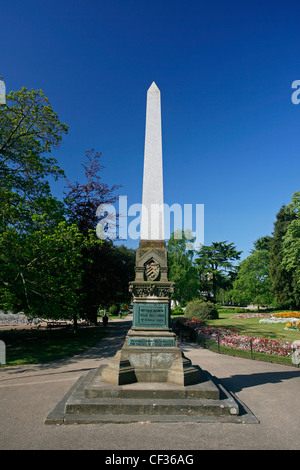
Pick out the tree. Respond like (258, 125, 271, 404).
(281, 192, 300, 308)
(0, 87, 133, 326)
(0, 86, 95, 327)
(0, 220, 98, 329)
(195, 241, 242, 302)
(64, 150, 132, 323)
(80, 242, 136, 322)
(65, 149, 120, 236)
(269, 196, 298, 308)
(252, 235, 272, 252)
(230, 249, 275, 308)
(167, 230, 199, 305)
(0, 87, 68, 232)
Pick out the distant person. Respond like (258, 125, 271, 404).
(102, 313, 108, 327)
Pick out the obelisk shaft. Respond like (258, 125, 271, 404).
(140, 82, 165, 240)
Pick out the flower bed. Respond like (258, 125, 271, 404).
(285, 321, 300, 331)
(259, 318, 294, 324)
(183, 319, 294, 357)
(230, 313, 272, 319)
(273, 312, 300, 319)
(259, 312, 300, 325)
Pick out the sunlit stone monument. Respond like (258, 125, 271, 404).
(45, 83, 251, 424)
(101, 82, 200, 386)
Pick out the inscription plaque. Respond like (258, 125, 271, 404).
(133, 302, 169, 329)
(128, 337, 175, 347)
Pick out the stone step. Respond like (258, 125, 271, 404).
(63, 412, 250, 425)
(63, 369, 239, 418)
(45, 370, 259, 425)
(85, 367, 220, 400)
(65, 395, 239, 417)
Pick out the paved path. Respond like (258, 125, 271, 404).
(0, 317, 300, 450)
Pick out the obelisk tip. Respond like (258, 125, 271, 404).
(148, 81, 160, 93)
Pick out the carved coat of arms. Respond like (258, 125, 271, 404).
(145, 259, 160, 281)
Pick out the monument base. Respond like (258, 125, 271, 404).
(45, 365, 259, 424)
(101, 327, 201, 386)
(44, 322, 259, 425)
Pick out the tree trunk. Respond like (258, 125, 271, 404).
(73, 315, 78, 333)
(212, 275, 217, 303)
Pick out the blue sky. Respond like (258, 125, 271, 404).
(1, 0, 300, 258)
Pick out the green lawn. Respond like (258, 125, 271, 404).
(173, 308, 300, 366)
(0, 325, 110, 367)
(206, 309, 299, 343)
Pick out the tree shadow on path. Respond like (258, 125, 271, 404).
(219, 370, 300, 394)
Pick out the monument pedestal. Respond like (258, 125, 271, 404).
(45, 364, 260, 425)
(100, 240, 201, 387)
(101, 328, 200, 386)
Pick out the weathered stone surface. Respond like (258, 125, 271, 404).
(85, 366, 219, 399)
(44, 367, 259, 425)
(101, 351, 137, 386)
(124, 85, 200, 385)
(100, 326, 200, 385)
(140, 82, 164, 241)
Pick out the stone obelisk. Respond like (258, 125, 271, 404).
(100, 82, 200, 386)
(140, 82, 164, 240)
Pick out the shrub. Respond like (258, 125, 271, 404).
(184, 300, 219, 321)
(171, 306, 185, 315)
(108, 304, 120, 315)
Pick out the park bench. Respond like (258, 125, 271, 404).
(46, 321, 70, 330)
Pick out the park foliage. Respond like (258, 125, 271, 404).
(0, 87, 135, 328)
(0, 85, 299, 334)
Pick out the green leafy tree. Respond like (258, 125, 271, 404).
(167, 230, 199, 305)
(252, 235, 272, 252)
(0, 86, 89, 326)
(281, 192, 300, 308)
(0, 220, 98, 329)
(269, 195, 298, 308)
(81, 242, 135, 322)
(0, 87, 68, 232)
(230, 249, 274, 308)
(195, 241, 241, 302)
